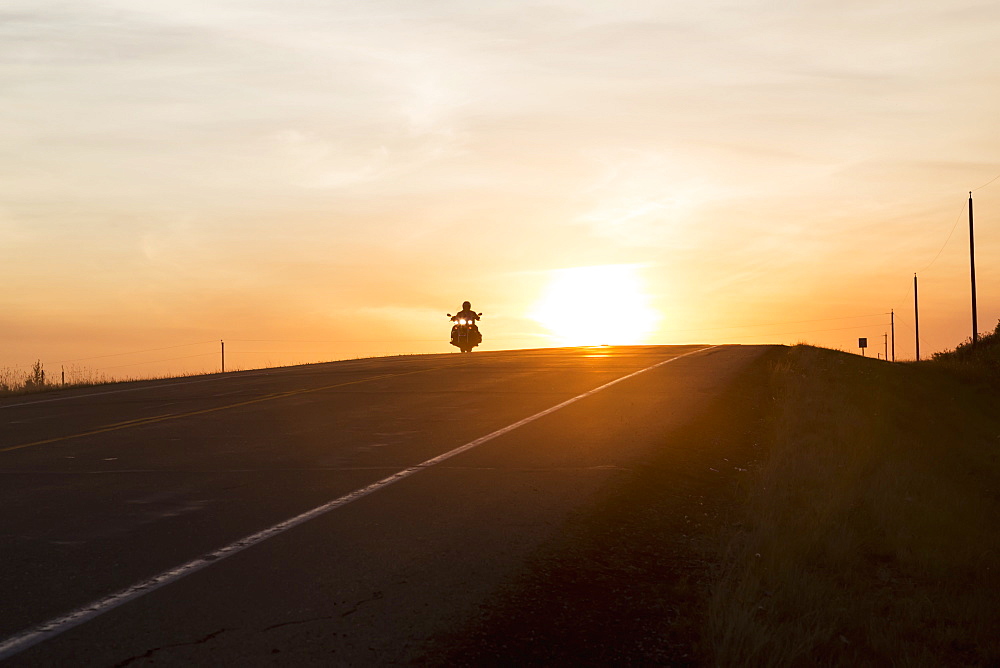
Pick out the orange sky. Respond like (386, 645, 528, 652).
(2, 1, 999, 379)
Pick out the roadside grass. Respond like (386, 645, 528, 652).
(709, 345, 1000, 665)
(0, 363, 155, 397)
(0, 361, 49, 395)
(931, 319, 1000, 383)
(0, 352, 421, 398)
(0, 362, 244, 398)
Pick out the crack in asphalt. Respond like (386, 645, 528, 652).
(260, 591, 385, 630)
(339, 590, 384, 618)
(110, 592, 386, 665)
(261, 615, 338, 632)
(113, 628, 229, 667)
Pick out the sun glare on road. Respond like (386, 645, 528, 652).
(531, 264, 661, 346)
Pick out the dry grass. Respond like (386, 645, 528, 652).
(931, 319, 1000, 383)
(0, 363, 210, 397)
(0, 363, 119, 396)
(0, 362, 49, 395)
(708, 345, 1000, 666)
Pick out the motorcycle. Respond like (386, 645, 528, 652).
(447, 312, 483, 353)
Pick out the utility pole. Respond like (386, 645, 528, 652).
(890, 309, 895, 362)
(969, 192, 979, 345)
(914, 274, 920, 361)
(883, 332, 888, 361)
(221, 339, 225, 373)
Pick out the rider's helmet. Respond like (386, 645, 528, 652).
(462, 301, 471, 310)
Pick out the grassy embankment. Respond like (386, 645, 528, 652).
(710, 325, 1000, 665)
(0, 361, 242, 397)
(0, 361, 127, 396)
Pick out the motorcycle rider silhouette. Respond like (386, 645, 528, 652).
(454, 301, 479, 324)
(448, 301, 482, 352)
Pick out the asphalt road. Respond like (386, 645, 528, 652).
(0, 344, 768, 665)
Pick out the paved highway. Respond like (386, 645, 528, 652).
(0, 345, 767, 665)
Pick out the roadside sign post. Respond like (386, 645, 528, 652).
(859, 337, 868, 357)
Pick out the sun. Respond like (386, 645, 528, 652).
(531, 264, 661, 346)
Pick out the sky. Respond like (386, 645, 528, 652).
(3, 0, 999, 379)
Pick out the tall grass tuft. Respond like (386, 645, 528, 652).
(24, 359, 46, 390)
(1, 360, 49, 395)
(1, 362, 135, 396)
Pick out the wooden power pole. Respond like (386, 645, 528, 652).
(914, 274, 920, 361)
(969, 192, 979, 345)
(890, 309, 895, 362)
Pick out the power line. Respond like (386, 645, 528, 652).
(661, 312, 886, 334)
(894, 275, 914, 311)
(57, 341, 216, 364)
(916, 199, 966, 273)
(95, 352, 217, 371)
(972, 172, 1000, 192)
(724, 322, 892, 339)
(913, 175, 997, 275)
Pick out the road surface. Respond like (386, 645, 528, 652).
(0, 345, 769, 665)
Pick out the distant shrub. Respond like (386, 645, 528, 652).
(22, 360, 46, 391)
(931, 319, 1000, 380)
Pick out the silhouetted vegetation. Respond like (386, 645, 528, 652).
(24, 360, 46, 390)
(1, 360, 48, 395)
(1, 361, 122, 396)
(931, 319, 1000, 381)
(710, 346, 1000, 664)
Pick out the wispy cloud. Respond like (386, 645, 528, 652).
(2, 0, 999, 365)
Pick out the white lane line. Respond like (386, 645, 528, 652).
(0, 345, 715, 660)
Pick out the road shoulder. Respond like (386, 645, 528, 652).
(421, 346, 785, 666)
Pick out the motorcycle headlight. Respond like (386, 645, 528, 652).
(459, 319, 467, 325)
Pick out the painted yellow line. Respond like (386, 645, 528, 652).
(101, 414, 174, 428)
(0, 367, 447, 454)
